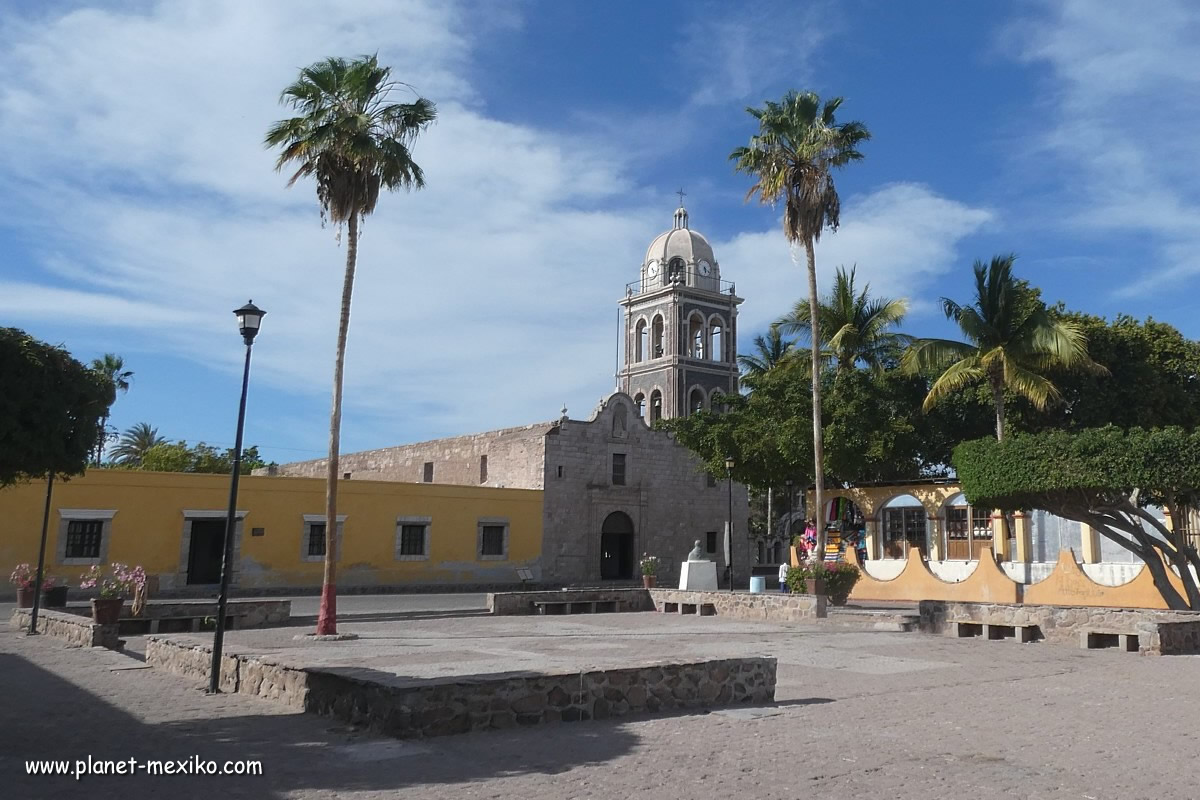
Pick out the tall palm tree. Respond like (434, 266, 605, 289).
(778, 265, 910, 375)
(90, 354, 133, 464)
(111, 422, 166, 466)
(902, 254, 1103, 441)
(266, 55, 436, 635)
(731, 90, 870, 561)
(737, 324, 795, 391)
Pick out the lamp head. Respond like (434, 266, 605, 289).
(234, 300, 266, 344)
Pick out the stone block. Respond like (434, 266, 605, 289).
(679, 560, 718, 591)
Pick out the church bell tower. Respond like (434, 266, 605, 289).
(619, 202, 743, 422)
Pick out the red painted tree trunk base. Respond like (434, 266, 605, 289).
(316, 584, 337, 635)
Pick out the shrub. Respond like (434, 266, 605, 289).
(785, 559, 861, 604)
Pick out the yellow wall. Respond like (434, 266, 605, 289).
(0, 470, 543, 592)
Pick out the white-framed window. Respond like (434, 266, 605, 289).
(56, 509, 117, 566)
(301, 514, 346, 562)
(395, 516, 432, 561)
(478, 517, 509, 561)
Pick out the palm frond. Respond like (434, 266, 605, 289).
(265, 55, 437, 225)
(730, 90, 870, 246)
(1002, 360, 1061, 410)
(923, 356, 985, 411)
(901, 338, 976, 375)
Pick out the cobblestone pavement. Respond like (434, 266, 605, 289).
(3, 611, 1200, 800)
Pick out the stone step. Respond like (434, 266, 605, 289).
(822, 610, 921, 632)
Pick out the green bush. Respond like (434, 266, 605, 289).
(785, 560, 861, 604)
(953, 426, 1200, 510)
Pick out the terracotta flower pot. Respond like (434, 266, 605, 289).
(15, 587, 34, 609)
(642, 575, 657, 589)
(805, 577, 826, 595)
(92, 597, 124, 625)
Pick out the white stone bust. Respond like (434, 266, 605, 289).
(687, 539, 705, 562)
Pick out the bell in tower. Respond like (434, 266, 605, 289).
(619, 200, 743, 422)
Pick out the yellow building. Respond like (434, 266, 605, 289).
(0, 469, 543, 594)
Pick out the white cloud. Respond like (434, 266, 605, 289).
(1005, 0, 1200, 296)
(0, 0, 657, 446)
(0, 0, 990, 456)
(714, 183, 993, 334)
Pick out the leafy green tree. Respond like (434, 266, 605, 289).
(730, 90, 870, 557)
(266, 54, 436, 635)
(663, 359, 813, 492)
(1026, 311, 1200, 432)
(737, 324, 795, 391)
(0, 328, 114, 486)
(140, 441, 267, 474)
(954, 427, 1200, 610)
(89, 353, 133, 464)
(110, 422, 167, 466)
(823, 368, 955, 483)
(778, 265, 910, 375)
(903, 254, 1103, 441)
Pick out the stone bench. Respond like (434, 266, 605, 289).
(921, 600, 1200, 655)
(949, 621, 1041, 643)
(61, 599, 291, 635)
(1080, 629, 1140, 652)
(488, 589, 652, 616)
(532, 600, 619, 615)
(660, 601, 717, 616)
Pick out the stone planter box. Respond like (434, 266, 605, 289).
(9, 608, 121, 649)
(145, 635, 777, 739)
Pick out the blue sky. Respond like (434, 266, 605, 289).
(2, 0, 1198, 464)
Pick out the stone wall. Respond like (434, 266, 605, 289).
(264, 422, 553, 489)
(649, 588, 826, 621)
(919, 600, 1200, 655)
(488, 588, 654, 615)
(145, 635, 776, 738)
(542, 393, 751, 586)
(9, 608, 120, 649)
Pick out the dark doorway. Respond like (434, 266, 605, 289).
(187, 519, 226, 585)
(600, 511, 635, 580)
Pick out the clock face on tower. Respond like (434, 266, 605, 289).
(698, 260, 711, 277)
(647, 260, 659, 278)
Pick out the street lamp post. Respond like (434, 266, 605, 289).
(209, 301, 265, 694)
(725, 456, 735, 592)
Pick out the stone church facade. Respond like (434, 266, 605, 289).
(267, 205, 751, 587)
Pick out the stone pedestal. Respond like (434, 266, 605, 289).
(679, 560, 718, 591)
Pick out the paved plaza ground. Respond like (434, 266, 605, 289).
(3, 595, 1200, 799)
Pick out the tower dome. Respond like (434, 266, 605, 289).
(643, 206, 717, 275)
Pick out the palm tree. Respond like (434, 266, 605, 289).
(731, 90, 870, 561)
(111, 423, 166, 466)
(778, 265, 910, 375)
(902, 254, 1103, 441)
(737, 324, 796, 390)
(266, 55, 436, 635)
(90, 354, 133, 464)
